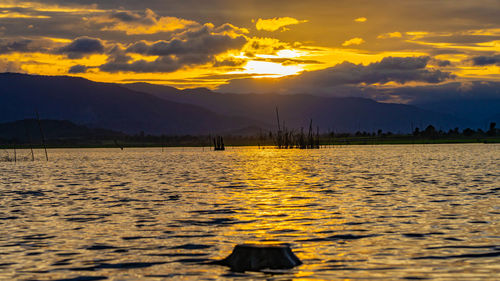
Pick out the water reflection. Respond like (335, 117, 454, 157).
(0, 144, 498, 280)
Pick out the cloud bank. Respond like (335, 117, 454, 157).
(96, 23, 247, 73)
(219, 56, 453, 96)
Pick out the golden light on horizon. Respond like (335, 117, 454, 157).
(240, 60, 303, 78)
(227, 48, 309, 78)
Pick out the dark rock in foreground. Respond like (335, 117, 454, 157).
(214, 244, 302, 272)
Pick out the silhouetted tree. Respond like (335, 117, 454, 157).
(463, 128, 475, 136)
(487, 122, 497, 136)
(447, 127, 459, 136)
(423, 125, 438, 138)
(413, 127, 420, 136)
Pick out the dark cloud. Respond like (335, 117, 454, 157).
(126, 25, 246, 56)
(100, 56, 182, 73)
(297, 56, 453, 86)
(98, 45, 181, 73)
(471, 54, 500, 66)
(213, 57, 246, 67)
(68, 64, 89, 73)
(219, 56, 454, 94)
(98, 23, 247, 73)
(0, 38, 55, 54)
(380, 81, 500, 104)
(436, 60, 451, 67)
(59, 37, 105, 59)
(110, 10, 154, 24)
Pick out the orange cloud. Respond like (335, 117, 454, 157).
(0, 1, 103, 13)
(354, 17, 367, 22)
(377, 32, 403, 39)
(0, 11, 50, 19)
(342, 37, 365, 46)
(255, 17, 307, 32)
(90, 9, 198, 35)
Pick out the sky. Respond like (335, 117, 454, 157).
(0, 0, 499, 103)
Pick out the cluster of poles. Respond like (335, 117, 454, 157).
(274, 108, 320, 149)
(213, 135, 225, 151)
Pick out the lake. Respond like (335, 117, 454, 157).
(0, 144, 499, 280)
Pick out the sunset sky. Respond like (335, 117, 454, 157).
(0, 0, 499, 102)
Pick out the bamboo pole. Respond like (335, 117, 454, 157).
(275, 107, 282, 149)
(24, 121, 35, 161)
(35, 112, 48, 161)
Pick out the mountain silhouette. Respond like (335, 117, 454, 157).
(414, 99, 500, 128)
(125, 83, 464, 133)
(1, 73, 485, 135)
(0, 73, 262, 135)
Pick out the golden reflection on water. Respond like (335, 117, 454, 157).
(222, 149, 325, 236)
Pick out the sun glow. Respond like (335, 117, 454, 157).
(242, 60, 303, 77)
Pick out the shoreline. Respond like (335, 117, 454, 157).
(1, 137, 499, 150)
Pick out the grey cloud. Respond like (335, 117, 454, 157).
(68, 64, 89, 73)
(110, 10, 153, 24)
(100, 55, 181, 73)
(98, 23, 247, 73)
(213, 57, 246, 67)
(100, 48, 218, 73)
(0, 38, 55, 54)
(0, 39, 35, 54)
(298, 56, 453, 86)
(98, 44, 182, 73)
(59, 37, 105, 59)
(472, 54, 500, 66)
(126, 26, 246, 56)
(381, 81, 500, 104)
(436, 60, 451, 67)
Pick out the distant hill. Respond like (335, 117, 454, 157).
(414, 99, 500, 129)
(0, 73, 262, 135)
(125, 83, 464, 133)
(0, 119, 124, 142)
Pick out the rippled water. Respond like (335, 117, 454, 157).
(0, 144, 499, 280)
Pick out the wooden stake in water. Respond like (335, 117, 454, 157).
(35, 112, 48, 161)
(276, 107, 282, 148)
(24, 121, 35, 161)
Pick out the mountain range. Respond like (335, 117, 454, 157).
(0, 73, 259, 135)
(1, 72, 498, 135)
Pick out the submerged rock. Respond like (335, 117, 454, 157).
(214, 243, 302, 272)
